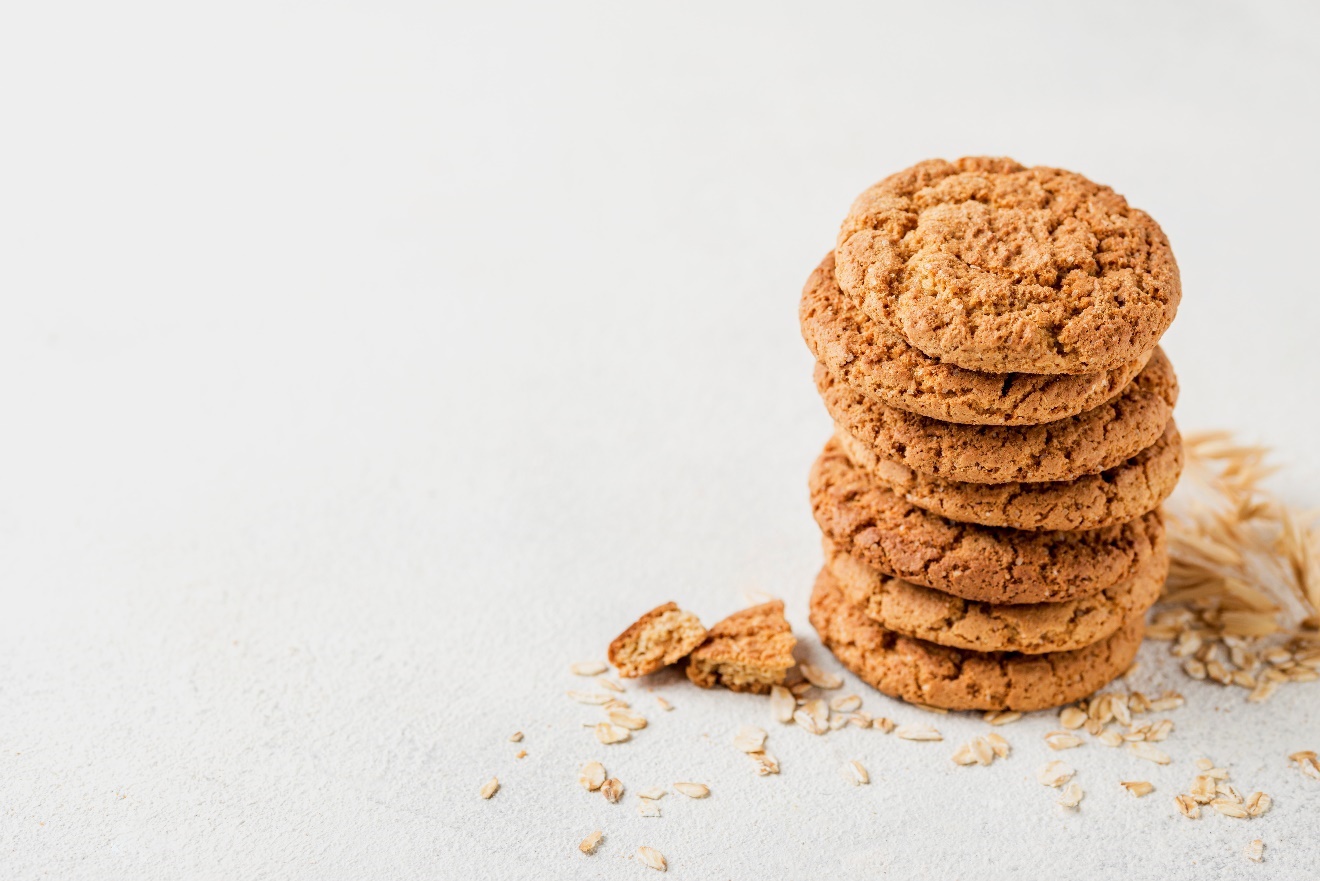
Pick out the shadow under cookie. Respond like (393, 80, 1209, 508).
(809, 566, 1145, 711)
(809, 437, 1165, 604)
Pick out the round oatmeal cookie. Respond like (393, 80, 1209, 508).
(835, 421, 1183, 531)
(809, 437, 1165, 604)
(835, 157, 1180, 375)
(823, 535, 1165, 654)
(809, 566, 1145, 711)
(801, 252, 1148, 426)
(814, 346, 1178, 484)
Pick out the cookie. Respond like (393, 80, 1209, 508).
(686, 600, 797, 694)
(809, 437, 1165, 604)
(607, 602, 707, 678)
(815, 346, 1178, 484)
(836, 157, 1180, 375)
(801, 252, 1149, 426)
(824, 536, 1165, 654)
(835, 422, 1183, 531)
(809, 566, 1144, 711)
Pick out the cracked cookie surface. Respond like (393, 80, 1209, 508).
(815, 346, 1178, 484)
(824, 536, 1164, 654)
(836, 421, 1183, 531)
(836, 157, 1180, 375)
(809, 437, 1165, 604)
(686, 600, 796, 694)
(801, 252, 1148, 426)
(809, 566, 1144, 710)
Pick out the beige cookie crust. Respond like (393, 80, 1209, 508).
(825, 536, 1165, 654)
(607, 602, 707, 678)
(809, 437, 1164, 604)
(836, 157, 1180, 375)
(801, 252, 1148, 426)
(809, 567, 1144, 711)
(836, 421, 1183, 531)
(815, 346, 1178, 484)
(686, 600, 796, 694)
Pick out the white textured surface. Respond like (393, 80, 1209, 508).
(3, 1, 1319, 878)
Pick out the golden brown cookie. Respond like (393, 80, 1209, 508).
(607, 602, 707, 678)
(685, 600, 796, 694)
(809, 437, 1164, 604)
(809, 566, 1144, 711)
(801, 252, 1148, 426)
(835, 422, 1183, 531)
(836, 157, 1180, 375)
(815, 346, 1178, 484)
(824, 536, 1164, 654)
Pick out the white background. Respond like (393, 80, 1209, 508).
(2, 1, 1319, 878)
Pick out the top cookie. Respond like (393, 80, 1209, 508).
(837, 157, 1180, 375)
(801, 252, 1149, 425)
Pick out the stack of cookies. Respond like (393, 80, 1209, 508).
(800, 158, 1183, 711)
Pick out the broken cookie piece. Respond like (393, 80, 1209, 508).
(607, 602, 707, 678)
(686, 600, 796, 694)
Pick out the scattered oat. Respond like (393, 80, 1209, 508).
(655, 696, 673, 711)
(1097, 729, 1124, 748)
(1245, 791, 1271, 817)
(1213, 800, 1250, 819)
(985, 732, 1010, 758)
(1128, 742, 1171, 764)
(570, 661, 608, 676)
(639, 786, 666, 800)
(847, 712, 872, 728)
(579, 829, 603, 855)
(480, 777, 499, 800)
(873, 717, 896, 734)
(1244, 839, 1265, 862)
(1290, 750, 1320, 780)
(769, 686, 795, 723)
(515, 749, 527, 759)
(1195, 757, 1215, 771)
(830, 694, 862, 713)
(608, 709, 648, 730)
(828, 714, 848, 731)
(1057, 782, 1084, 809)
(1059, 707, 1087, 730)
(601, 778, 623, 803)
(673, 782, 709, 799)
(1121, 781, 1154, 797)
(1045, 732, 1084, 751)
(789, 681, 814, 697)
(1037, 761, 1075, 788)
(1175, 794, 1200, 819)
(508, 731, 523, 743)
(895, 724, 942, 742)
(749, 751, 780, 775)
(595, 723, 631, 745)
(733, 726, 768, 753)
(597, 676, 625, 693)
(579, 761, 606, 791)
(1148, 692, 1185, 712)
(951, 742, 978, 766)
(794, 704, 828, 736)
(843, 759, 869, 785)
(637, 800, 662, 818)
(637, 846, 666, 871)
(569, 691, 613, 705)
(800, 663, 843, 690)
(1190, 776, 1217, 804)
(983, 710, 1022, 726)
